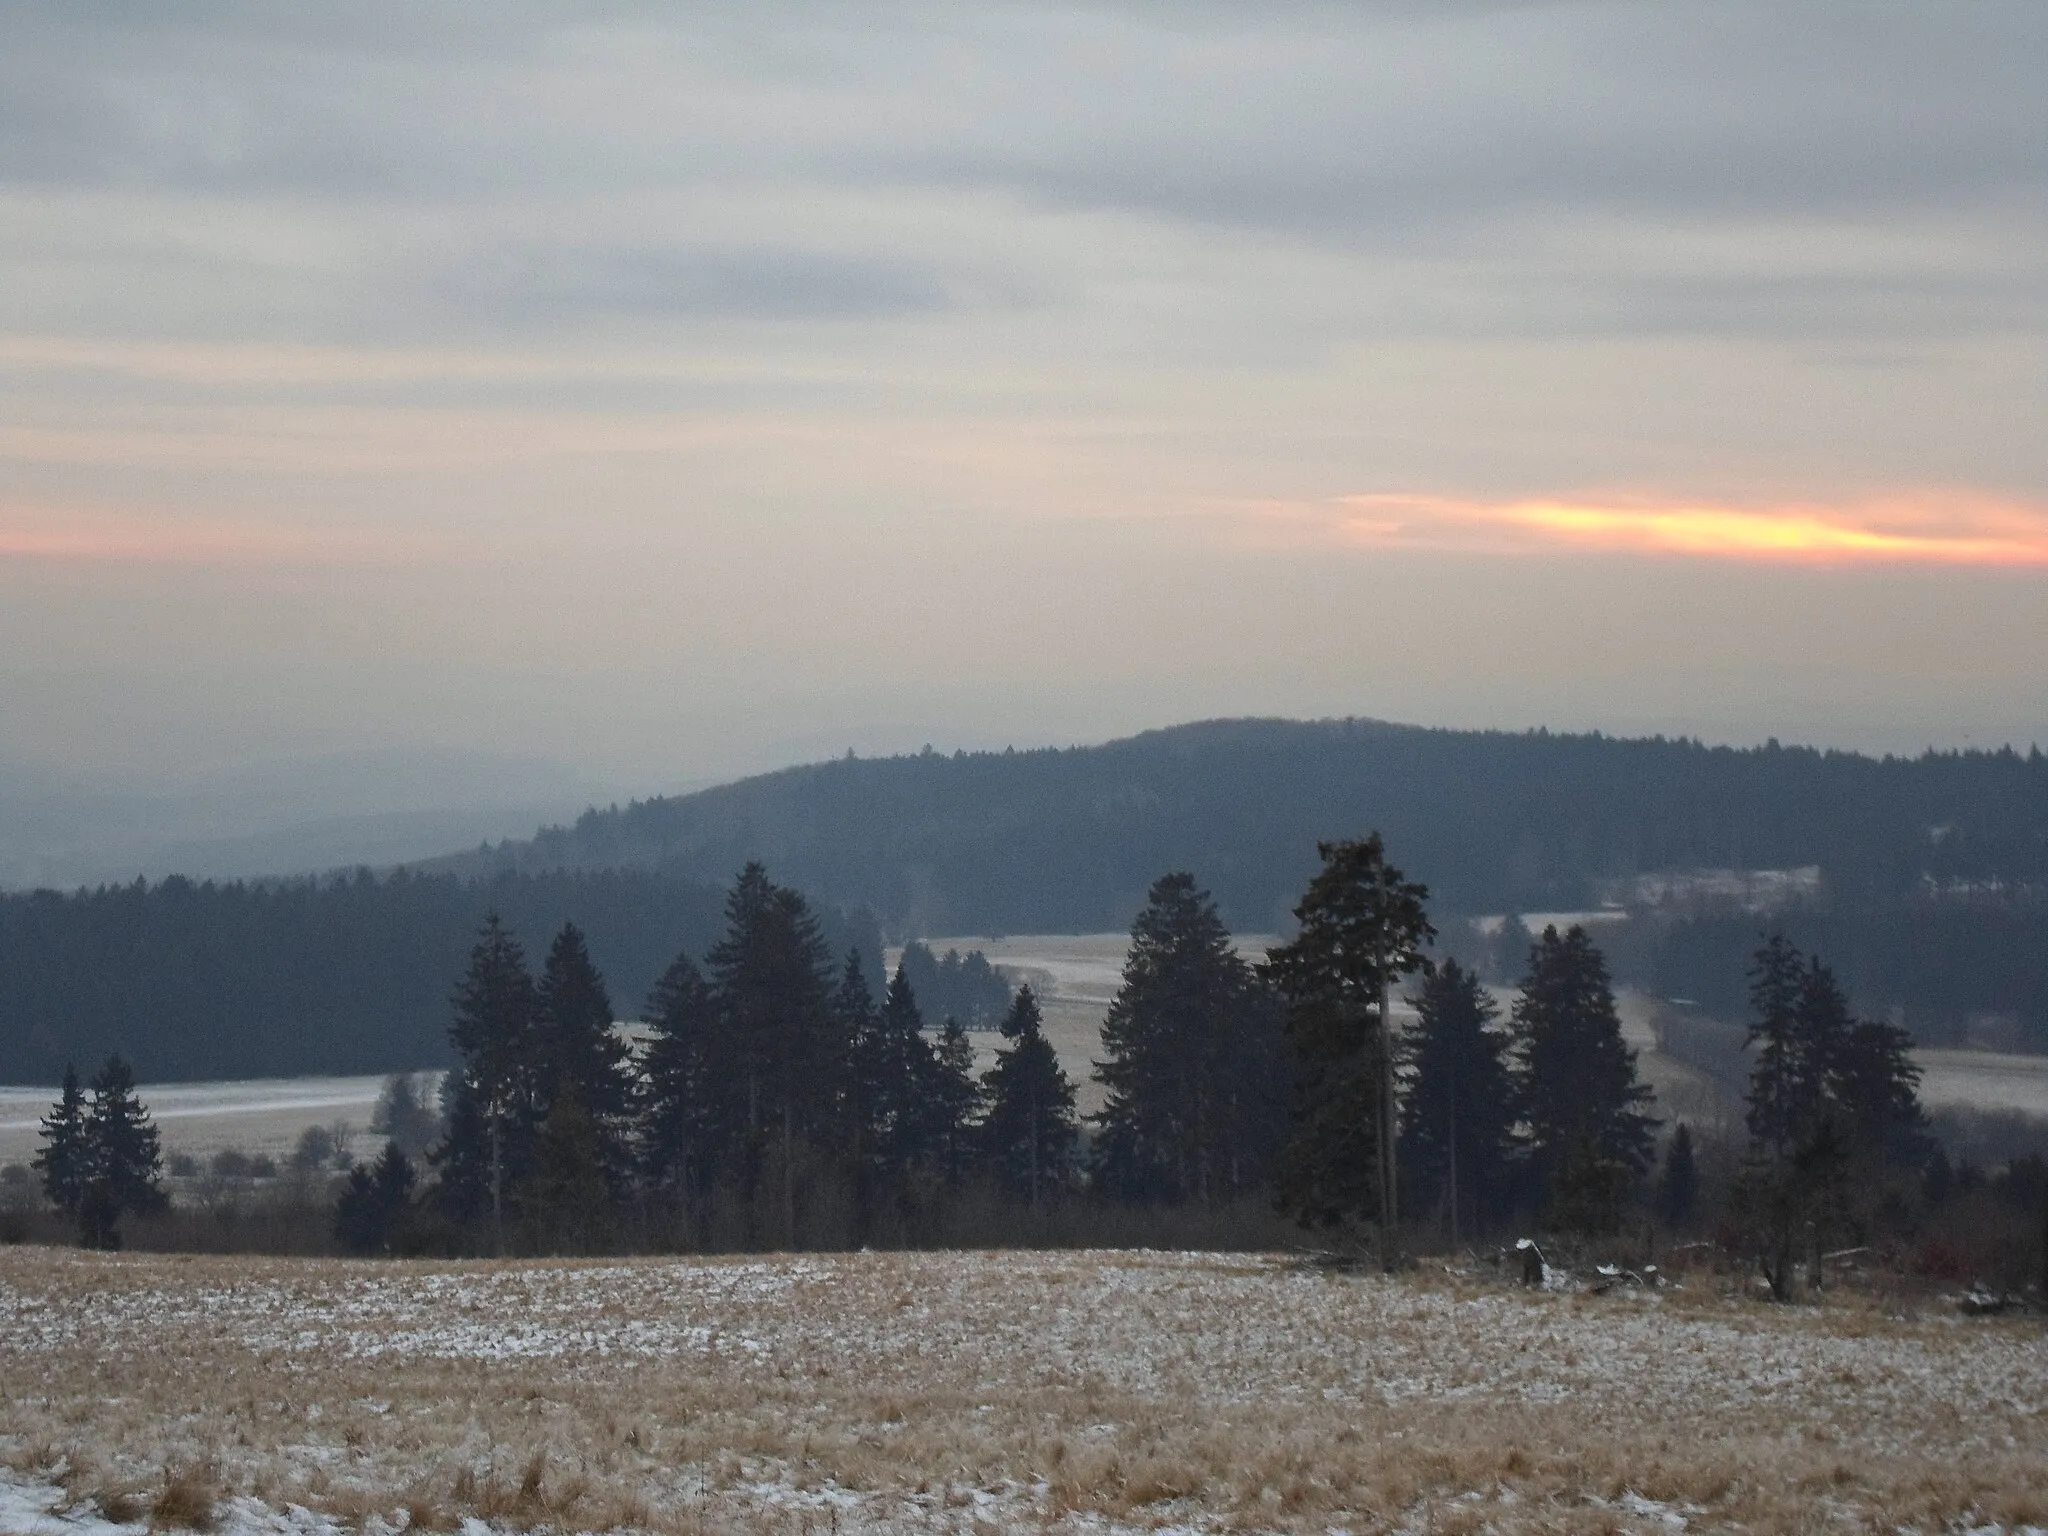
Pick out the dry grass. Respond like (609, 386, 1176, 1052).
(1, 1245, 2044, 1534)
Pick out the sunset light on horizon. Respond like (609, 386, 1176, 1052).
(1335, 492, 2048, 567)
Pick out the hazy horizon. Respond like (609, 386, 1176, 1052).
(4, 3, 2042, 805)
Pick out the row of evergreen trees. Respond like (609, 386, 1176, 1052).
(31, 834, 1935, 1275)
(429, 864, 1075, 1252)
(419, 841, 1693, 1255)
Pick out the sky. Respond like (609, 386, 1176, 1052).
(3, 0, 2044, 811)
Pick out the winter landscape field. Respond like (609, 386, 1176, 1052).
(4, 1244, 2046, 1536)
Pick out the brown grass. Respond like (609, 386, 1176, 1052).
(149, 1466, 218, 1531)
(1, 1244, 2043, 1534)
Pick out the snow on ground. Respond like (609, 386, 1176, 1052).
(0, 1077, 430, 1170)
(3, 1246, 2045, 1534)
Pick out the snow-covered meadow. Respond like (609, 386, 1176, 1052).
(3, 1246, 2044, 1535)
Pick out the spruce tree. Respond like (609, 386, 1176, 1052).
(1265, 836, 1433, 1242)
(1832, 1017, 1928, 1166)
(835, 950, 885, 1169)
(979, 986, 1077, 1210)
(440, 914, 538, 1246)
(33, 1064, 92, 1219)
(926, 1017, 983, 1182)
(531, 922, 634, 1187)
(1399, 959, 1519, 1241)
(1093, 872, 1281, 1205)
(1514, 924, 1656, 1230)
(702, 864, 841, 1239)
(1655, 1123, 1699, 1228)
(641, 949, 728, 1214)
(876, 962, 941, 1174)
(79, 1055, 166, 1248)
(529, 1085, 610, 1254)
(335, 1141, 415, 1255)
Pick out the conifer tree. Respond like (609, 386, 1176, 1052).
(1832, 1017, 1928, 1166)
(531, 922, 634, 1187)
(1514, 924, 1656, 1229)
(1093, 872, 1281, 1205)
(703, 863, 841, 1238)
(926, 1017, 983, 1182)
(979, 986, 1077, 1210)
(440, 914, 537, 1246)
(1265, 836, 1433, 1242)
(529, 1085, 610, 1253)
(1744, 935, 1830, 1159)
(335, 1141, 415, 1255)
(1399, 959, 1519, 1241)
(875, 962, 941, 1174)
(33, 1064, 91, 1219)
(1655, 1123, 1699, 1228)
(835, 950, 885, 1168)
(640, 949, 727, 1214)
(78, 1055, 166, 1248)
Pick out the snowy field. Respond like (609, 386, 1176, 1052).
(0, 1077, 399, 1170)
(2, 1246, 2045, 1535)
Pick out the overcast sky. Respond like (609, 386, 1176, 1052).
(3, 1, 2043, 800)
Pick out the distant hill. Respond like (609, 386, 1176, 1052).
(427, 718, 2048, 935)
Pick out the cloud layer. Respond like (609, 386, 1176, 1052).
(0, 2, 2041, 785)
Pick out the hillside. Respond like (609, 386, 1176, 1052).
(431, 718, 2047, 935)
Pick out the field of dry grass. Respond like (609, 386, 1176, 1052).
(3, 1244, 2045, 1535)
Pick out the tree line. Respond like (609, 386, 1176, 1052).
(28, 836, 2008, 1292)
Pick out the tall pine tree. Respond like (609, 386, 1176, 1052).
(1399, 959, 1520, 1242)
(1093, 873, 1283, 1205)
(640, 949, 728, 1220)
(926, 1016, 984, 1183)
(1514, 924, 1656, 1232)
(702, 864, 841, 1241)
(530, 922, 634, 1191)
(33, 1064, 91, 1219)
(980, 986, 1077, 1211)
(1265, 836, 1433, 1241)
(438, 914, 538, 1246)
(79, 1055, 166, 1248)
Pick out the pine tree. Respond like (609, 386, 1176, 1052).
(1399, 959, 1520, 1242)
(1092, 873, 1282, 1205)
(979, 986, 1077, 1211)
(439, 914, 538, 1247)
(926, 1017, 983, 1182)
(1655, 1123, 1699, 1227)
(1744, 937, 1843, 1163)
(835, 950, 885, 1167)
(641, 949, 728, 1217)
(1265, 836, 1433, 1242)
(1832, 1018, 1928, 1166)
(78, 1055, 166, 1248)
(32, 1064, 91, 1219)
(531, 922, 634, 1189)
(702, 864, 841, 1241)
(529, 1085, 610, 1254)
(1514, 924, 1656, 1230)
(335, 1142, 415, 1255)
(875, 962, 941, 1174)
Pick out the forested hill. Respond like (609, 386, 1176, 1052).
(430, 718, 2048, 935)
(0, 870, 883, 1085)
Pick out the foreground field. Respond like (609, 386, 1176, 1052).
(2, 1248, 2044, 1535)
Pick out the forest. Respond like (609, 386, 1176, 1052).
(3, 717, 2045, 1084)
(29, 844, 2029, 1302)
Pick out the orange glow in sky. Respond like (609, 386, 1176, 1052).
(1336, 493, 2048, 567)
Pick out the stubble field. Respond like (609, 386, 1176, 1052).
(3, 1245, 2045, 1536)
